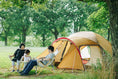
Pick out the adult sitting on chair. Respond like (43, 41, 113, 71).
(20, 45, 59, 75)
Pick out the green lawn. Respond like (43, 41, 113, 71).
(0, 47, 87, 79)
(0, 47, 114, 79)
(0, 47, 46, 68)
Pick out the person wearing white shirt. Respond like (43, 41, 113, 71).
(21, 49, 31, 68)
(20, 45, 60, 75)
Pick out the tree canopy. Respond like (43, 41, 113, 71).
(0, 0, 108, 47)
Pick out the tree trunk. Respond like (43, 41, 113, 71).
(74, 23, 79, 32)
(108, 28, 110, 41)
(22, 31, 26, 44)
(74, 27, 78, 32)
(54, 33, 58, 40)
(18, 34, 22, 44)
(53, 27, 59, 40)
(42, 34, 46, 47)
(1, 20, 8, 46)
(78, 25, 82, 32)
(106, 0, 118, 78)
(30, 0, 32, 5)
(5, 34, 7, 46)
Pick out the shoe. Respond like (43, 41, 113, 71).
(20, 73, 28, 76)
(12, 70, 15, 72)
(17, 69, 19, 72)
(19, 71, 23, 73)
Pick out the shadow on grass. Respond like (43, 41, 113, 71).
(0, 67, 55, 78)
(0, 72, 20, 78)
(0, 72, 3, 75)
(0, 65, 114, 79)
(29, 69, 53, 75)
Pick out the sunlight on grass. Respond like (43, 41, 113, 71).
(3, 72, 19, 77)
(0, 72, 19, 78)
(0, 47, 46, 68)
(0, 47, 114, 79)
(39, 73, 86, 79)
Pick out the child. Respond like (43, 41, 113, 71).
(21, 49, 31, 68)
(20, 46, 56, 75)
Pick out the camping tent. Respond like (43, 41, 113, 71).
(37, 31, 112, 70)
(80, 46, 102, 65)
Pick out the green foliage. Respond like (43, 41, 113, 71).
(0, 0, 13, 9)
(83, 0, 106, 2)
(86, 6, 110, 38)
(87, 6, 109, 29)
(32, 10, 53, 46)
(0, 7, 16, 45)
(65, 1, 88, 32)
(32, 0, 70, 41)
(0, 0, 107, 46)
(91, 59, 102, 71)
(32, 0, 98, 41)
(9, 6, 34, 44)
(0, 5, 35, 45)
(32, 0, 48, 4)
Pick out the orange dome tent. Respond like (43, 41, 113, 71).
(37, 31, 112, 70)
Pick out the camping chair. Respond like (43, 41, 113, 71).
(35, 57, 55, 76)
(8, 55, 15, 71)
(8, 55, 23, 71)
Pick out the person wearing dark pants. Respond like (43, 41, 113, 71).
(20, 60, 37, 75)
(20, 46, 59, 75)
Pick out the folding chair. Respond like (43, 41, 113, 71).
(8, 55, 16, 71)
(8, 56, 22, 71)
(35, 57, 55, 76)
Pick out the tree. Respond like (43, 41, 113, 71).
(38, 1, 68, 40)
(65, 1, 87, 32)
(0, 8, 15, 46)
(87, 6, 110, 40)
(78, 0, 118, 78)
(32, 11, 52, 46)
(64, 1, 97, 32)
(59, 0, 99, 33)
(11, 6, 34, 44)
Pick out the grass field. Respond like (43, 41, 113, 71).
(0, 47, 86, 79)
(0, 47, 46, 68)
(0, 47, 114, 79)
